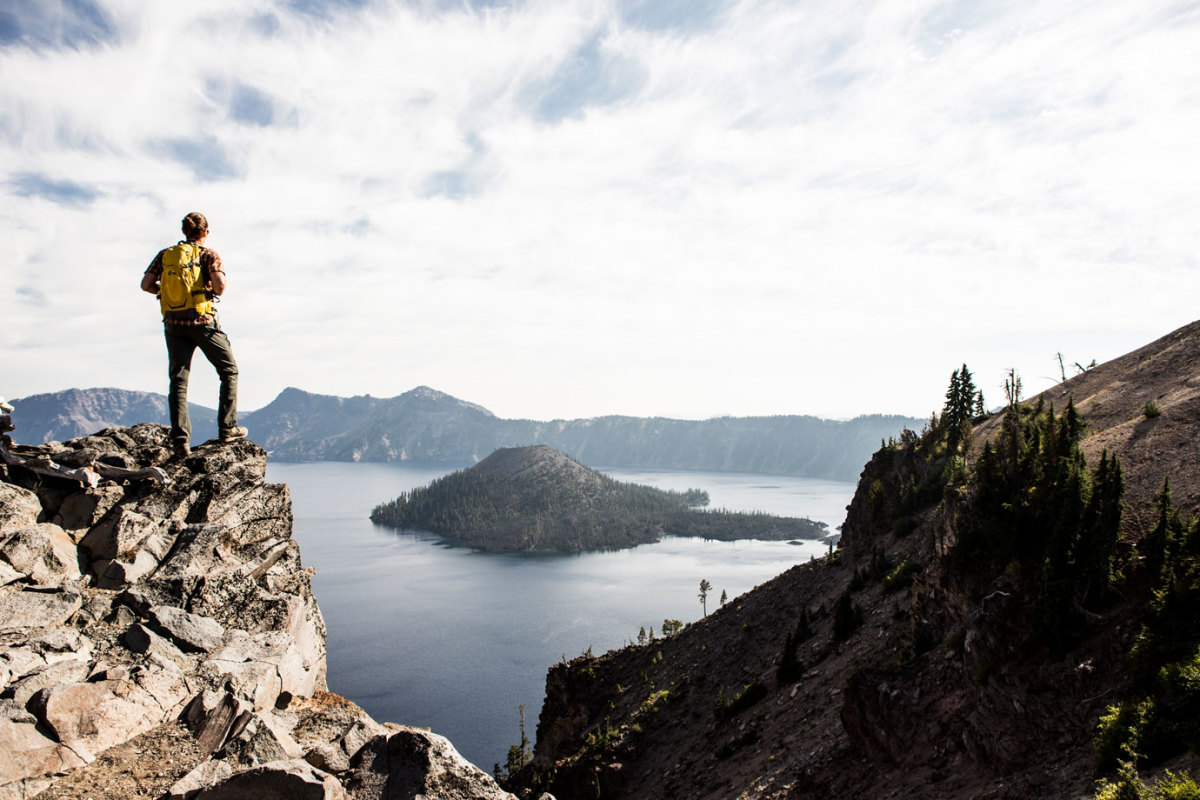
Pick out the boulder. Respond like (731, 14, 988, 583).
(168, 757, 235, 800)
(221, 710, 304, 766)
(0, 698, 86, 787)
(27, 679, 168, 762)
(346, 727, 517, 800)
(150, 605, 226, 653)
(201, 629, 323, 709)
(29, 627, 94, 666)
(5, 658, 91, 707)
(0, 483, 41, 538)
(0, 587, 83, 631)
(192, 759, 346, 800)
(80, 508, 173, 588)
(54, 485, 125, 541)
(0, 523, 82, 584)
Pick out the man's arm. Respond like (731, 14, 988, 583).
(140, 270, 159, 294)
(208, 268, 226, 296)
(203, 250, 226, 296)
(142, 251, 163, 295)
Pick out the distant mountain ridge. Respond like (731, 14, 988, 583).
(10, 385, 922, 482)
(8, 388, 219, 445)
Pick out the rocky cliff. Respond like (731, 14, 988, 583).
(0, 424, 515, 800)
(512, 322, 1200, 800)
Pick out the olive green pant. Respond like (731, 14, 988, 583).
(165, 321, 238, 443)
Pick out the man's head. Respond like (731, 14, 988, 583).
(182, 212, 209, 242)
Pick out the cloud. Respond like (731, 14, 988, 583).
(1, 0, 1198, 422)
(15, 286, 47, 306)
(521, 30, 649, 122)
(8, 171, 101, 207)
(619, 0, 730, 34)
(148, 136, 244, 182)
(0, 0, 117, 50)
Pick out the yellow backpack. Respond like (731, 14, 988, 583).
(158, 242, 214, 320)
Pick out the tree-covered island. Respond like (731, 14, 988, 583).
(369, 445, 828, 552)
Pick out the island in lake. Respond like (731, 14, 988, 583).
(369, 445, 829, 552)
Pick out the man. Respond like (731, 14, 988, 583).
(141, 212, 247, 458)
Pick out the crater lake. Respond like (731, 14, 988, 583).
(265, 460, 856, 770)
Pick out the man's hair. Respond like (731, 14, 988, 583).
(181, 212, 209, 241)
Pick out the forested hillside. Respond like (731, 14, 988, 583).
(507, 329, 1200, 800)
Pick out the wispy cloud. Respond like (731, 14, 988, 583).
(2, 0, 1198, 421)
(9, 171, 102, 206)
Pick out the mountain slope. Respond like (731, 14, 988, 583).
(983, 319, 1200, 525)
(8, 388, 218, 444)
(245, 388, 919, 481)
(514, 320, 1200, 800)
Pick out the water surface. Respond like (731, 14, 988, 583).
(266, 460, 855, 770)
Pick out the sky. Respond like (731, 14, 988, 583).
(2, 0, 1198, 423)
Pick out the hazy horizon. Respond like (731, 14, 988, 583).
(9, 382, 928, 423)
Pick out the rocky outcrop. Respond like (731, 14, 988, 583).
(0, 423, 514, 800)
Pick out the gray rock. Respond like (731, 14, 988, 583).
(167, 757, 234, 800)
(346, 727, 516, 800)
(0, 523, 82, 585)
(0, 562, 22, 588)
(201, 629, 323, 711)
(0, 698, 86, 787)
(0, 484, 41, 539)
(7, 659, 92, 708)
(193, 759, 346, 800)
(30, 627, 93, 665)
(0, 427, 504, 800)
(0, 587, 83, 631)
(291, 698, 386, 776)
(27, 679, 169, 762)
(150, 605, 226, 653)
(78, 507, 164, 564)
(221, 710, 303, 766)
(123, 623, 194, 670)
(54, 485, 125, 541)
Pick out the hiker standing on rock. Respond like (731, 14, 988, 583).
(140, 212, 246, 458)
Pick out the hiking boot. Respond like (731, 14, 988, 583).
(173, 441, 191, 459)
(219, 425, 248, 442)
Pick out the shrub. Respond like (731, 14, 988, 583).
(1157, 771, 1200, 800)
(1144, 400, 1163, 419)
(1093, 761, 1150, 800)
(1095, 699, 1153, 775)
(882, 558, 921, 593)
(715, 680, 767, 718)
